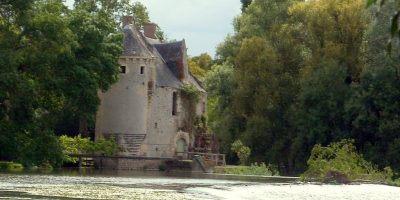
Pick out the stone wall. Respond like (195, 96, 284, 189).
(95, 157, 165, 170)
(95, 56, 155, 156)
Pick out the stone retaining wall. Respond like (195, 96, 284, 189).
(94, 158, 166, 170)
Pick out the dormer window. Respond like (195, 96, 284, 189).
(120, 66, 126, 74)
(140, 66, 145, 74)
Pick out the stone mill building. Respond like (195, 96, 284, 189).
(95, 16, 207, 163)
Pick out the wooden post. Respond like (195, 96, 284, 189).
(78, 156, 83, 169)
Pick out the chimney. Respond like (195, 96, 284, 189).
(122, 16, 133, 27)
(143, 23, 157, 39)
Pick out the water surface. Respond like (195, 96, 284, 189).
(0, 170, 399, 200)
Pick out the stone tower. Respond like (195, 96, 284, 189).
(95, 16, 156, 156)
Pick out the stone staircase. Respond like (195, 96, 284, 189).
(122, 134, 146, 155)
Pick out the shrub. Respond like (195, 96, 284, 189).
(301, 139, 385, 183)
(231, 140, 251, 165)
(0, 161, 24, 172)
(59, 135, 121, 163)
(181, 84, 200, 102)
(0, 123, 63, 168)
(158, 164, 167, 171)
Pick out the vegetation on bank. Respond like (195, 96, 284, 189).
(206, 0, 400, 177)
(214, 163, 279, 176)
(59, 135, 121, 163)
(301, 140, 400, 185)
(214, 140, 278, 176)
(1, 0, 400, 180)
(0, 162, 24, 173)
(0, 0, 159, 169)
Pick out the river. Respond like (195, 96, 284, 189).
(0, 170, 399, 200)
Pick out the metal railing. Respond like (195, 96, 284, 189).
(187, 152, 226, 166)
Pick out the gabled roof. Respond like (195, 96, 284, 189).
(122, 24, 153, 57)
(153, 41, 185, 80)
(153, 50, 183, 88)
(122, 23, 205, 91)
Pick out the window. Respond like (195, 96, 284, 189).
(120, 66, 126, 74)
(148, 81, 154, 94)
(172, 92, 177, 116)
(140, 66, 145, 74)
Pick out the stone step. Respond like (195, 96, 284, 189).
(121, 134, 146, 155)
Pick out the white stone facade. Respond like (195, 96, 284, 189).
(95, 18, 206, 160)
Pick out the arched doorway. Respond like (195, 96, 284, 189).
(176, 138, 188, 159)
(176, 138, 187, 153)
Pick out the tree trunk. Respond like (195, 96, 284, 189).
(79, 117, 88, 137)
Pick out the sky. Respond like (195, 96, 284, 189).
(65, 0, 242, 57)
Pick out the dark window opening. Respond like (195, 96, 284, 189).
(140, 66, 145, 74)
(148, 81, 154, 94)
(120, 66, 126, 74)
(172, 92, 177, 116)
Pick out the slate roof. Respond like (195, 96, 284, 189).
(153, 41, 184, 80)
(153, 50, 182, 88)
(122, 24, 205, 91)
(122, 25, 153, 57)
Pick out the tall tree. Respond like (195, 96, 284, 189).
(240, 0, 252, 12)
(0, 0, 124, 166)
(346, 0, 400, 171)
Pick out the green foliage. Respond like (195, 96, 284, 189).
(214, 163, 278, 176)
(59, 135, 121, 163)
(302, 140, 385, 182)
(158, 164, 167, 171)
(0, 123, 63, 168)
(188, 59, 207, 81)
(188, 53, 213, 81)
(231, 140, 251, 165)
(240, 0, 253, 12)
(367, 0, 400, 42)
(209, 0, 391, 176)
(181, 84, 200, 102)
(0, 161, 24, 173)
(0, 0, 161, 168)
(59, 135, 93, 163)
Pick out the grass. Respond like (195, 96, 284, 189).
(213, 162, 279, 176)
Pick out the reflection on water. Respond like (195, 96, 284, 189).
(0, 169, 399, 200)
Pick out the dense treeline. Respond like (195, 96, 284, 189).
(0, 0, 152, 167)
(207, 0, 400, 174)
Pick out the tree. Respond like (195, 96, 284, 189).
(205, 62, 237, 155)
(346, 0, 400, 171)
(0, 0, 75, 167)
(212, 0, 303, 172)
(188, 53, 213, 81)
(0, 0, 124, 166)
(286, 0, 370, 172)
(288, 0, 369, 81)
(240, 0, 252, 12)
(367, 0, 400, 44)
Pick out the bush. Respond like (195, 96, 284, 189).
(214, 162, 279, 176)
(158, 164, 167, 171)
(301, 139, 385, 183)
(0, 161, 24, 172)
(231, 140, 251, 165)
(59, 135, 121, 163)
(0, 123, 63, 168)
